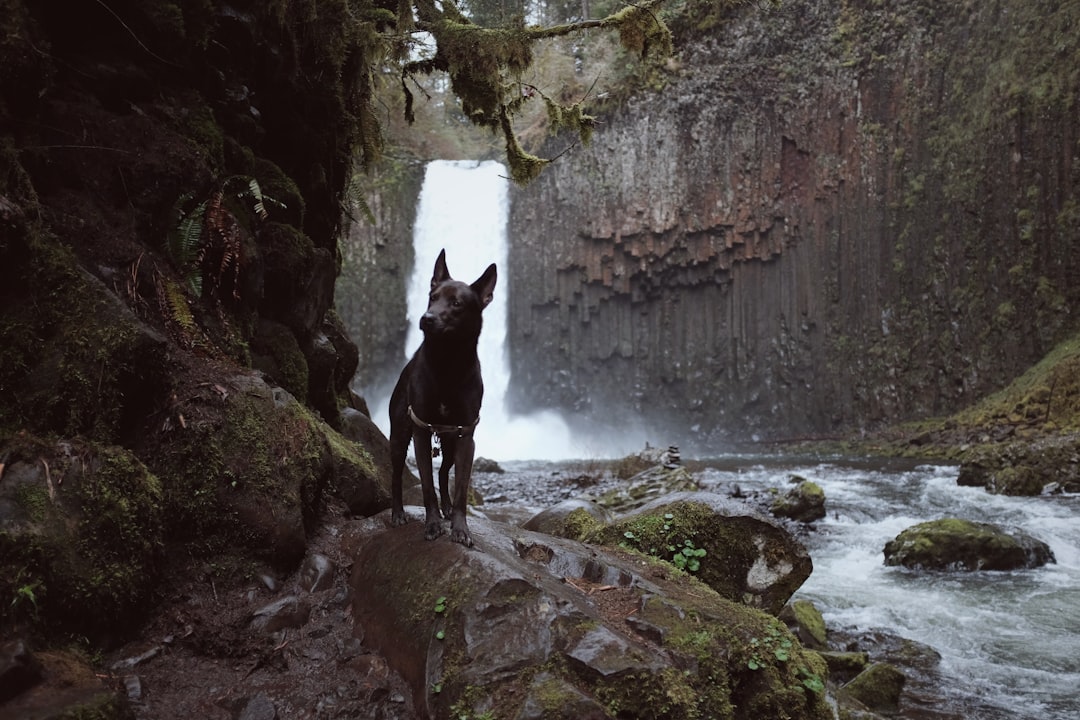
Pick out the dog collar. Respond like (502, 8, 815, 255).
(407, 405, 479, 438)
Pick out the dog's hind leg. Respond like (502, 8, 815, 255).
(413, 429, 445, 540)
(438, 436, 455, 520)
(388, 409, 411, 528)
(448, 436, 476, 547)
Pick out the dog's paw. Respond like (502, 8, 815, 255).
(450, 527, 474, 548)
(390, 509, 408, 527)
(440, 502, 454, 520)
(424, 521, 446, 541)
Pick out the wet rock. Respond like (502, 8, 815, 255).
(473, 456, 504, 473)
(249, 595, 312, 634)
(594, 464, 699, 512)
(350, 512, 832, 720)
(299, 553, 335, 593)
(884, 518, 1055, 571)
(0, 639, 42, 702)
(769, 476, 826, 523)
(817, 650, 869, 683)
(238, 691, 277, 720)
(838, 662, 907, 713)
(958, 437, 1080, 495)
(515, 672, 609, 719)
(123, 674, 142, 702)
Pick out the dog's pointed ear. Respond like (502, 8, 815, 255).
(471, 264, 497, 308)
(431, 249, 450, 289)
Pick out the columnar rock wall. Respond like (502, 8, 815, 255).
(338, 154, 426, 403)
(505, 0, 1080, 449)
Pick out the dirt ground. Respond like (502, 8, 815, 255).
(101, 504, 419, 720)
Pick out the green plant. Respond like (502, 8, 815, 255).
(669, 539, 707, 573)
(620, 514, 707, 574)
(743, 624, 825, 695)
(746, 624, 792, 670)
(6, 569, 44, 628)
(167, 175, 283, 297)
(797, 665, 825, 695)
(434, 595, 448, 614)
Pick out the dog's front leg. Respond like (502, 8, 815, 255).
(413, 429, 445, 540)
(449, 437, 475, 547)
(438, 436, 455, 520)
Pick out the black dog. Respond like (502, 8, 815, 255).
(388, 249, 497, 547)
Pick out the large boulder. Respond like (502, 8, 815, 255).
(569, 492, 813, 615)
(883, 518, 1055, 571)
(349, 512, 832, 720)
(140, 372, 390, 570)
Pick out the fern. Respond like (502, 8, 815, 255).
(166, 176, 283, 300)
(167, 192, 206, 294)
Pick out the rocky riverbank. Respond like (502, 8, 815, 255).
(3, 448, 1001, 720)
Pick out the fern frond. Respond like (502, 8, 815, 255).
(245, 177, 268, 220)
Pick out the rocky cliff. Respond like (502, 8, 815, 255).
(505, 0, 1080, 449)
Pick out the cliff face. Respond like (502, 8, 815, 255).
(337, 154, 426, 405)
(506, 0, 1080, 449)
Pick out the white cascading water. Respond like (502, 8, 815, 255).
(401, 160, 587, 461)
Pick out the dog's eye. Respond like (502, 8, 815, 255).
(452, 298, 462, 308)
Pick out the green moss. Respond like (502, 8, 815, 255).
(182, 104, 225, 171)
(838, 662, 906, 713)
(250, 321, 309, 402)
(784, 598, 827, 649)
(591, 502, 760, 604)
(0, 437, 164, 643)
(560, 507, 605, 541)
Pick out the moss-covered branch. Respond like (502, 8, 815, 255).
(402, 0, 674, 183)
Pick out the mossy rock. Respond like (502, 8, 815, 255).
(522, 500, 613, 539)
(250, 318, 310, 402)
(817, 650, 870, 683)
(350, 516, 833, 720)
(883, 518, 1055, 571)
(145, 374, 323, 569)
(838, 662, 906, 713)
(0, 231, 169, 445)
(142, 372, 388, 569)
(0, 436, 164, 644)
(256, 221, 316, 322)
(780, 598, 827, 649)
(958, 437, 1080, 495)
(585, 495, 813, 614)
(770, 477, 827, 523)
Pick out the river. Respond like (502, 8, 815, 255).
(473, 456, 1080, 720)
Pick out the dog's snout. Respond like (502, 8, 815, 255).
(419, 312, 436, 332)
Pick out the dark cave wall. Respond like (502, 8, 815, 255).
(505, 0, 1080, 448)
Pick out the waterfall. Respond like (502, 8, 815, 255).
(401, 160, 583, 461)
